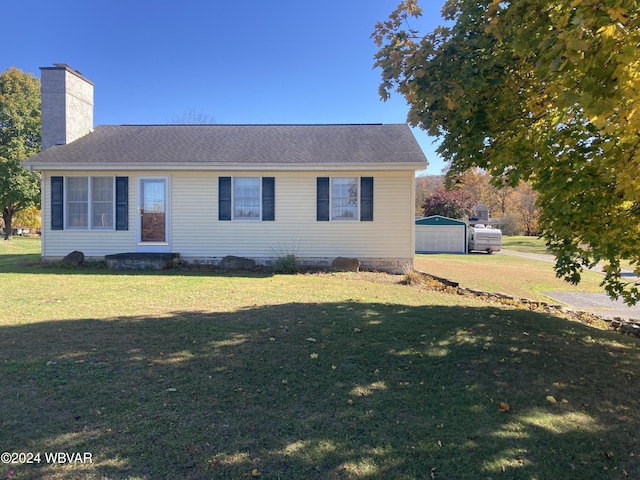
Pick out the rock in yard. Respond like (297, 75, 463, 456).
(62, 250, 84, 265)
(332, 257, 360, 272)
(219, 255, 256, 270)
(621, 322, 640, 336)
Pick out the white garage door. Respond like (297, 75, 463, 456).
(416, 225, 465, 253)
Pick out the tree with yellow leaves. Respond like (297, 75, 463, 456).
(0, 67, 41, 240)
(373, 0, 640, 304)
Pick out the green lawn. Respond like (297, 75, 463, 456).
(0, 236, 41, 270)
(414, 252, 605, 302)
(1, 238, 639, 479)
(502, 235, 549, 254)
(502, 236, 637, 274)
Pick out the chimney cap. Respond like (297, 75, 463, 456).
(40, 64, 94, 85)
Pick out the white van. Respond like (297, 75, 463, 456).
(468, 225, 502, 253)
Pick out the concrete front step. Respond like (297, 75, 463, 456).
(105, 252, 180, 270)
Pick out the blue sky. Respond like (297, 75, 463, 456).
(4, 0, 447, 174)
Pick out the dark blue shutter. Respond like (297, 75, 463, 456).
(262, 177, 275, 221)
(51, 176, 64, 230)
(360, 177, 373, 221)
(317, 177, 330, 221)
(115, 177, 128, 230)
(219, 177, 232, 221)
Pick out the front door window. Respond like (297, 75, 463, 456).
(140, 179, 166, 243)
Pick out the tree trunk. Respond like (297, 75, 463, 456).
(2, 208, 12, 241)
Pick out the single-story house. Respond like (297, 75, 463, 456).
(415, 215, 467, 254)
(23, 65, 427, 272)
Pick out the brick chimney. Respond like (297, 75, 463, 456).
(40, 64, 94, 150)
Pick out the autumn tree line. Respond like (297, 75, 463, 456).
(416, 169, 539, 236)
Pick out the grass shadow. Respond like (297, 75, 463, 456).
(0, 253, 43, 272)
(1, 302, 639, 479)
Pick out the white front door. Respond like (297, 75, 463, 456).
(137, 177, 170, 252)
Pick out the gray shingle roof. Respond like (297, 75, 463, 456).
(24, 124, 427, 169)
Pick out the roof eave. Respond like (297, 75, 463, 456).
(23, 161, 427, 172)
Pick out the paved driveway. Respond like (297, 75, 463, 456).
(543, 291, 640, 320)
(499, 250, 640, 321)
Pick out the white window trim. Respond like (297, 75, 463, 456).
(330, 177, 360, 221)
(232, 177, 262, 221)
(65, 176, 116, 231)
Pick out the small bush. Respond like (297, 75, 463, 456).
(273, 254, 299, 274)
(269, 240, 301, 274)
(402, 264, 424, 285)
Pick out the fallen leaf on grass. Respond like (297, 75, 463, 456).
(498, 401, 511, 412)
(310, 353, 319, 359)
(306, 338, 317, 342)
(251, 468, 261, 477)
(546, 395, 557, 403)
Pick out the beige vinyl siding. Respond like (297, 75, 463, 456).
(171, 170, 414, 260)
(40, 170, 416, 266)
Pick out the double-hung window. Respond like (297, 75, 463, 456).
(65, 176, 114, 229)
(233, 177, 261, 220)
(218, 177, 275, 221)
(316, 176, 373, 222)
(91, 177, 115, 228)
(331, 177, 359, 220)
